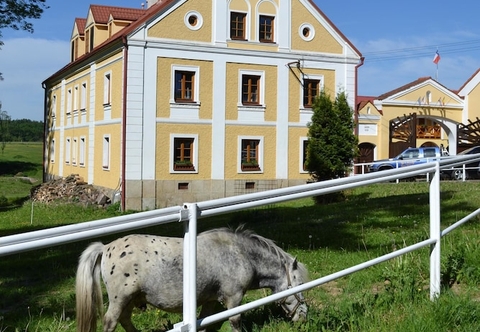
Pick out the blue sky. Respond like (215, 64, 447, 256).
(1, 1, 479, 121)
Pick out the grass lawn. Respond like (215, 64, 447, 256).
(0, 142, 43, 207)
(1, 143, 480, 331)
(1, 181, 480, 331)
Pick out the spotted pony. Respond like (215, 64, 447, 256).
(75, 227, 309, 332)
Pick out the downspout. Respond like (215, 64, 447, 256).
(41, 82, 48, 183)
(354, 57, 365, 175)
(354, 57, 365, 137)
(121, 36, 128, 211)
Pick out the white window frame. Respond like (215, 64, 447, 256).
(170, 65, 200, 104)
(184, 11, 204, 31)
(50, 139, 55, 163)
(73, 85, 79, 113)
(102, 135, 111, 170)
(229, 10, 249, 41)
(298, 23, 315, 42)
(52, 94, 57, 118)
(257, 14, 276, 43)
(103, 71, 112, 106)
(169, 134, 199, 174)
(238, 69, 265, 108)
(238, 136, 264, 173)
(66, 88, 72, 116)
(300, 74, 324, 110)
(72, 137, 78, 166)
(79, 136, 86, 167)
(81, 82, 87, 111)
(65, 137, 71, 164)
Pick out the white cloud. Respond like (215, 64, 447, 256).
(0, 38, 69, 121)
(356, 35, 480, 96)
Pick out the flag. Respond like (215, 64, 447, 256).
(433, 51, 440, 64)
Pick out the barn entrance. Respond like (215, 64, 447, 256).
(457, 117, 480, 152)
(389, 114, 417, 158)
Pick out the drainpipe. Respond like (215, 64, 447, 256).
(41, 82, 48, 183)
(353, 57, 365, 175)
(121, 36, 128, 211)
(354, 57, 365, 137)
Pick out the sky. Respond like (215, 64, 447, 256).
(1, 1, 479, 121)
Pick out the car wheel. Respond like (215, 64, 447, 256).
(452, 169, 467, 181)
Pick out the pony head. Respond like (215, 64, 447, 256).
(278, 258, 308, 322)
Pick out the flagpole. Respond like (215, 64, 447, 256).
(433, 48, 440, 81)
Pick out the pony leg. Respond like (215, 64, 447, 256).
(199, 302, 223, 332)
(118, 301, 139, 332)
(103, 300, 139, 332)
(224, 294, 244, 332)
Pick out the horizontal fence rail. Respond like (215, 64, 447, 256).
(2, 154, 480, 331)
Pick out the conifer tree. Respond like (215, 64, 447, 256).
(306, 89, 358, 201)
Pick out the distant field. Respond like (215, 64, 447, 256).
(0, 142, 43, 206)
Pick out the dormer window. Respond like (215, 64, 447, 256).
(89, 28, 94, 52)
(85, 27, 94, 53)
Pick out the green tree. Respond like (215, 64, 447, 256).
(0, 103, 11, 154)
(8, 118, 44, 141)
(306, 90, 358, 202)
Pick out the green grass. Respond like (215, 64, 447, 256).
(0, 142, 43, 208)
(2, 142, 480, 331)
(2, 182, 480, 331)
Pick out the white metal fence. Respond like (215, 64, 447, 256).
(1, 154, 480, 331)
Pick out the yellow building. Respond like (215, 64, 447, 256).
(42, 0, 362, 210)
(356, 74, 480, 171)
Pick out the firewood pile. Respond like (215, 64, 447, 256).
(30, 174, 111, 206)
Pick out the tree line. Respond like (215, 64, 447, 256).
(3, 118, 44, 142)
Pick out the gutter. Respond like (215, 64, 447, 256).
(354, 57, 365, 137)
(121, 36, 128, 211)
(41, 82, 48, 183)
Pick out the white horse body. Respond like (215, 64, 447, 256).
(76, 228, 308, 332)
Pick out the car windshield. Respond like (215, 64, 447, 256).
(396, 149, 419, 159)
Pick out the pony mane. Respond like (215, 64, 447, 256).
(202, 226, 309, 281)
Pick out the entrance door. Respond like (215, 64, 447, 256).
(356, 143, 374, 174)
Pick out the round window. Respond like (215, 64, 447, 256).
(185, 11, 203, 31)
(299, 23, 315, 41)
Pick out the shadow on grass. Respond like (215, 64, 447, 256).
(1, 187, 479, 330)
(0, 160, 40, 176)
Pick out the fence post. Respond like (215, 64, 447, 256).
(429, 162, 441, 300)
(175, 203, 198, 332)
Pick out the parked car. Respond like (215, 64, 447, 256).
(368, 147, 441, 172)
(441, 146, 480, 180)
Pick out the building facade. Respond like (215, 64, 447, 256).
(356, 73, 480, 171)
(42, 0, 362, 210)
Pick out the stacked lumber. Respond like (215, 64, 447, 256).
(30, 174, 111, 206)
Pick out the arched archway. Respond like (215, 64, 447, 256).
(389, 114, 458, 156)
(356, 142, 375, 174)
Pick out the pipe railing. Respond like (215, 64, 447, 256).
(2, 154, 480, 331)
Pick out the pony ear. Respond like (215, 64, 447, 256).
(292, 257, 298, 270)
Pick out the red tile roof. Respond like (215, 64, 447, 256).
(75, 18, 86, 35)
(89, 5, 146, 24)
(376, 77, 431, 100)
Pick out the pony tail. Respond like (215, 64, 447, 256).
(76, 242, 104, 332)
